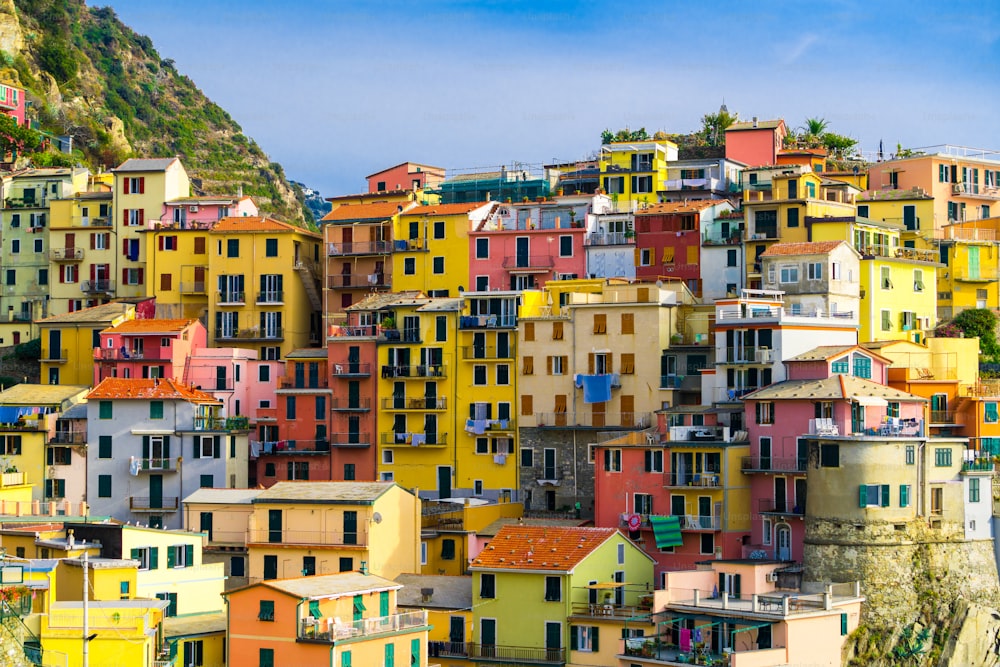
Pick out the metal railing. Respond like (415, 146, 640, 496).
(534, 412, 651, 429)
(248, 527, 367, 546)
(327, 240, 393, 255)
(327, 273, 389, 289)
(665, 471, 721, 488)
(330, 397, 372, 411)
(193, 417, 227, 430)
(381, 397, 447, 410)
(328, 432, 372, 447)
(299, 610, 427, 642)
(279, 377, 330, 389)
(49, 431, 86, 444)
(459, 314, 517, 329)
(81, 279, 115, 293)
(256, 290, 284, 304)
(41, 348, 69, 362)
(758, 498, 803, 515)
(50, 247, 83, 261)
(585, 231, 634, 246)
(179, 281, 206, 294)
(502, 254, 555, 269)
(381, 432, 447, 446)
(216, 290, 246, 305)
(437, 642, 565, 663)
(128, 456, 174, 472)
(129, 496, 180, 511)
(380, 364, 447, 379)
(460, 346, 514, 360)
(215, 327, 283, 340)
(331, 362, 372, 376)
(741, 456, 807, 473)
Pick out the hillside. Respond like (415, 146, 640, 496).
(0, 0, 312, 223)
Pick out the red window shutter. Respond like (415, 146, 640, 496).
(90, 264, 96, 281)
(59, 265, 65, 282)
(138, 209, 145, 225)
(90, 234, 96, 250)
(122, 238, 129, 255)
(124, 179, 130, 195)
(122, 268, 128, 284)
(137, 268, 144, 284)
(138, 177, 145, 194)
(158, 236, 164, 251)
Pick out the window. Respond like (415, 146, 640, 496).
(99, 401, 113, 419)
(343, 463, 355, 480)
(571, 625, 599, 652)
(33, 238, 43, 253)
(98, 475, 112, 497)
(900, 484, 911, 507)
(130, 546, 157, 571)
(881, 266, 893, 289)
(880, 310, 892, 332)
(404, 258, 415, 275)
(521, 448, 533, 467)
(168, 544, 193, 569)
(474, 479, 484, 495)
(264, 463, 276, 477)
(0, 435, 21, 455)
(480, 573, 496, 598)
(970, 478, 981, 503)
(644, 449, 663, 473)
(494, 364, 509, 385)
(603, 449, 622, 472)
(853, 355, 871, 379)
(779, 266, 798, 283)
(124, 176, 145, 194)
(316, 396, 326, 419)
(593, 313, 607, 334)
(476, 237, 489, 259)
(787, 207, 799, 227)
(442, 539, 456, 560)
(200, 474, 214, 488)
(474, 365, 487, 385)
(98, 435, 112, 458)
(522, 355, 534, 375)
(913, 270, 924, 292)
(820, 444, 840, 467)
(756, 402, 774, 424)
(548, 355, 566, 375)
(150, 401, 164, 419)
(123, 268, 144, 285)
(4, 270, 12, 285)
(700, 533, 714, 555)
(559, 235, 573, 257)
(762, 518, 772, 545)
(45, 479, 66, 499)
(383, 449, 394, 465)
(259, 648, 274, 667)
(433, 256, 445, 274)
(985, 402, 999, 424)
(807, 262, 822, 280)
(905, 445, 915, 465)
(259, 365, 270, 382)
(286, 396, 296, 419)
(635, 493, 653, 515)
(639, 248, 652, 266)
(227, 239, 240, 257)
(9, 239, 18, 254)
(632, 175, 653, 193)
(859, 484, 890, 508)
(726, 249, 737, 267)
(934, 448, 953, 467)
(523, 322, 534, 341)
(544, 576, 561, 602)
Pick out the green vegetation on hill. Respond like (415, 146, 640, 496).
(1, 0, 310, 223)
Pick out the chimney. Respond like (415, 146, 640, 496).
(68, 529, 75, 549)
(359, 560, 368, 575)
(420, 587, 434, 603)
(752, 116, 758, 128)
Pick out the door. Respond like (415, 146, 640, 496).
(774, 478, 786, 513)
(348, 346, 360, 373)
(449, 616, 465, 648)
(348, 381, 360, 410)
(342, 228, 353, 253)
(308, 362, 319, 388)
(796, 438, 808, 471)
(268, 509, 282, 543)
(424, 381, 437, 409)
(481, 618, 496, 656)
(969, 246, 981, 280)
(263, 555, 278, 580)
(620, 395, 635, 427)
(698, 496, 712, 528)
(516, 237, 529, 267)
(393, 381, 405, 409)
(545, 622, 561, 661)
(437, 466, 452, 499)
(759, 437, 771, 471)
(65, 233, 75, 251)
(776, 525, 791, 560)
(543, 449, 556, 480)
(341, 261, 351, 287)
(671, 495, 685, 518)
(473, 332, 486, 359)
(149, 474, 162, 509)
(216, 365, 227, 391)
(931, 394, 948, 423)
(48, 330, 61, 361)
(903, 205, 917, 231)
(194, 266, 206, 292)
(794, 478, 807, 514)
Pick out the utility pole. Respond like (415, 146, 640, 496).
(82, 552, 88, 667)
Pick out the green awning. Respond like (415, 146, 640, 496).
(309, 600, 322, 619)
(650, 515, 683, 548)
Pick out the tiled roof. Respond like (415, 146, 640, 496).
(253, 481, 398, 504)
(727, 120, 785, 132)
(285, 348, 329, 359)
(87, 378, 221, 403)
(345, 291, 425, 312)
(471, 526, 618, 572)
(210, 216, 320, 238)
(0, 384, 89, 406)
(36, 302, 134, 324)
(477, 517, 589, 538)
(635, 200, 729, 215)
(321, 201, 414, 222)
(114, 157, 180, 172)
(163, 612, 227, 638)
(401, 202, 492, 216)
(743, 375, 925, 402)
(103, 318, 196, 334)
(760, 241, 846, 257)
(253, 572, 400, 599)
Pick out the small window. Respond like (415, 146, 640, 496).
(480, 573, 496, 598)
(404, 258, 415, 275)
(227, 238, 240, 258)
(265, 238, 278, 257)
(476, 237, 489, 259)
(859, 484, 889, 508)
(603, 449, 622, 472)
(433, 257, 445, 274)
(905, 445, 915, 465)
(99, 401, 113, 419)
(544, 576, 561, 602)
(820, 444, 840, 467)
(970, 478, 981, 503)
(521, 448, 533, 467)
(756, 402, 774, 425)
(934, 448, 952, 467)
(441, 539, 456, 560)
(900, 484, 912, 507)
(150, 401, 164, 419)
(559, 235, 573, 257)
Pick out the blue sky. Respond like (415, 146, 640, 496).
(94, 0, 1000, 197)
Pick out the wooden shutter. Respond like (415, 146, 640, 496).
(588, 354, 595, 375)
(552, 321, 563, 340)
(524, 322, 534, 341)
(662, 246, 675, 263)
(160, 274, 171, 291)
(194, 237, 206, 254)
(90, 233, 96, 249)
(546, 356, 553, 375)
(560, 355, 568, 372)
(593, 314, 606, 334)
(621, 353, 635, 374)
(687, 245, 699, 264)
(521, 395, 533, 416)
(554, 395, 567, 413)
(138, 177, 145, 194)
(637, 287, 649, 301)
(620, 395, 634, 427)
(523, 356, 533, 375)
(621, 313, 634, 334)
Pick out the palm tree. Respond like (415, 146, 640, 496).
(803, 117, 829, 136)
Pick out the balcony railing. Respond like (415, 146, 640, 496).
(665, 471, 721, 488)
(435, 642, 565, 664)
(256, 290, 284, 304)
(327, 240, 393, 256)
(248, 527, 367, 546)
(130, 496, 180, 511)
(215, 327, 283, 341)
(128, 456, 175, 472)
(702, 233, 743, 246)
(502, 254, 555, 271)
(534, 412, 651, 429)
(741, 456, 807, 473)
(719, 346, 774, 364)
(380, 364, 447, 379)
(460, 346, 514, 360)
(680, 514, 721, 530)
(81, 279, 115, 294)
(758, 498, 803, 515)
(179, 281, 206, 294)
(381, 432, 447, 446)
(953, 267, 999, 282)
(299, 610, 428, 642)
(930, 410, 959, 425)
(216, 291, 245, 305)
(328, 432, 372, 447)
(585, 231, 634, 246)
(962, 458, 996, 473)
(279, 377, 331, 389)
(330, 397, 372, 411)
(331, 362, 372, 377)
(392, 238, 428, 252)
(253, 439, 330, 455)
(193, 417, 227, 430)
(459, 314, 517, 329)
(327, 273, 389, 289)
(73, 215, 112, 227)
(49, 431, 87, 445)
(381, 397, 447, 410)
(41, 348, 69, 363)
(50, 247, 83, 261)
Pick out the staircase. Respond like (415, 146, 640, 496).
(295, 259, 324, 312)
(0, 599, 43, 666)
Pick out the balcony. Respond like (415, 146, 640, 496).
(41, 348, 69, 363)
(327, 273, 389, 289)
(299, 610, 428, 643)
(962, 458, 996, 473)
(253, 440, 330, 455)
(377, 329, 422, 343)
(130, 496, 180, 511)
(855, 244, 938, 263)
(215, 327, 283, 341)
(569, 601, 652, 620)
(81, 279, 115, 294)
(665, 471, 721, 488)
(256, 290, 284, 305)
(930, 410, 960, 426)
(73, 215, 113, 227)
(758, 498, 803, 516)
(741, 456, 807, 474)
(680, 514, 721, 530)
(666, 425, 733, 442)
(381, 397, 447, 411)
(953, 266, 999, 282)
(392, 238, 428, 252)
(94, 348, 168, 362)
(193, 416, 227, 431)
(715, 386, 763, 402)
(380, 364, 447, 379)
(663, 176, 729, 193)
(327, 240, 392, 256)
(718, 346, 774, 364)
(381, 432, 448, 447)
(502, 254, 555, 272)
(460, 346, 514, 360)
(279, 377, 331, 389)
(459, 314, 517, 329)
(702, 232, 743, 246)
(331, 362, 372, 377)
(330, 397, 372, 411)
(435, 642, 565, 664)
(50, 247, 83, 262)
(585, 231, 634, 246)
(952, 182, 1000, 200)
(179, 281, 206, 294)
(328, 432, 372, 448)
(534, 412, 651, 429)
(248, 526, 367, 547)
(216, 291, 245, 306)
(128, 456, 176, 473)
(49, 430, 87, 445)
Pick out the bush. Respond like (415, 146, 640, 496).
(36, 36, 78, 84)
(12, 338, 40, 361)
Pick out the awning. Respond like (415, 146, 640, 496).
(851, 395, 888, 407)
(650, 515, 683, 549)
(585, 582, 628, 590)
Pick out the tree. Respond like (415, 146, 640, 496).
(0, 114, 42, 158)
(601, 127, 649, 144)
(821, 132, 858, 158)
(700, 110, 737, 147)
(803, 117, 829, 137)
(949, 308, 1000, 360)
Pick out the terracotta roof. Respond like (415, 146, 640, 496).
(727, 120, 785, 132)
(401, 202, 493, 217)
(760, 241, 846, 257)
(743, 375, 924, 402)
(251, 572, 400, 600)
(103, 318, 197, 335)
(87, 378, 221, 403)
(366, 162, 444, 179)
(477, 517, 589, 538)
(210, 216, 320, 238)
(321, 201, 414, 223)
(635, 200, 729, 216)
(345, 291, 425, 312)
(471, 526, 618, 572)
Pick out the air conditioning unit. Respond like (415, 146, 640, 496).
(952, 184, 963, 194)
(190, 205, 199, 212)
(766, 572, 778, 583)
(755, 347, 773, 363)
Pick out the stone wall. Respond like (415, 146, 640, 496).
(518, 427, 596, 518)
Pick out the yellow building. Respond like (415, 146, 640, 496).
(0, 384, 89, 501)
(392, 202, 498, 297)
(599, 139, 678, 209)
(112, 157, 191, 300)
(937, 237, 999, 319)
(207, 215, 323, 358)
(182, 487, 263, 590)
(856, 187, 936, 248)
(419, 498, 522, 576)
(743, 167, 858, 288)
(395, 573, 473, 662)
(48, 189, 117, 318)
(145, 223, 214, 320)
(37, 300, 137, 385)
(246, 481, 420, 581)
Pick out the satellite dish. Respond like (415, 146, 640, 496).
(372, 512, 383, 524)
(655, 280, 664, 289)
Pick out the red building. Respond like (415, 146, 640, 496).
(94, 318, 206, 384)
(724, 118, 787, 167)
(0, 83, 26, 127)
(366, 162, 445, 194)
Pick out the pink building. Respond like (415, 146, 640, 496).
(157, 195, 259, 228)
(0, 83, 26, 126)
(741, 345, 926, 562)
(184, 347, 281, 429)
(94, 318, 206, 384)
(725, 118, 788, 167)
(366, 162, 445, 194)
(468, 198, 590, 290)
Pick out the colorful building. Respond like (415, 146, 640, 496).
(724, 117, 788, 167)
(936, 234, 999, 319)
(418, 498, 523, 576)
(660, 156, 745, 203)
(599, 139, 678, 209)
(367, 161, 445, 194)
(395, 573, 473, 660)
(47, 402, 89, 505)
(182, 487, 263, 591)
(158, 193, 258, 227)
(759, 241, 861, 321)
(94, 317, 206, 384)
(37, 299, 142, 386)
(0, 82, 26, 126)
(585, 208, 636, 280)
(47, 188, 115, 319)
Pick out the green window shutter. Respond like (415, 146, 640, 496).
(168, 593, 177, 616)
(384, 643, 394, 667)
(99, 401, 112, 419)
(163, 436, 170, 458)
(309, 600, 322, 619)
(411, 638, 420, 664)
(185, 544, 194, 566)
(213, 436, 221, 459)
(841, 612, 848, 636)
(98, 475, 111, 497)
(881, 485, 890, 507)
(859, 486, 866, 508)
(130, 548, 140, 561)
(167, 546, 176, 569)
(98, 436, 112, 458)
(592, 626, 599, 651)
(193, 437, 201, 459)
(900, 485, 909, 507)
(260, 648, 274, 667)
(141, 436, 150, 459)
(150, 401, 163, 419)
(341, 651, 351, 667)
(149, 547, 159, 569)
(570, 625, 578, 647)
(733, 574, 741, 598)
